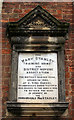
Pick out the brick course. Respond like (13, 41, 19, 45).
(1, 2, 74, 120)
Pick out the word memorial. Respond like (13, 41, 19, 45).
(18, 53, 58, 103)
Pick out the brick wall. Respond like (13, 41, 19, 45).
(1, 2, 73, 120)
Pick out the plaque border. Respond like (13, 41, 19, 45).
(10, 42, 65, 102)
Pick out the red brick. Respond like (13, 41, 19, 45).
(65, 50, 72, 55)
(72, 44, 74, 49)
(53, 14, 62, 19)
(19, 13, 25, 18)
(72, 72, 74, 78)
(2, 41, 10, 48)
(2, 72, 11, 78)
(6, 43, 11, 49)
(57, 10, 62, 14)
(69, 90, 72, 96)
(65, 84, 70, 90)
(65, 60, 73, 67)
(65, 66, 68, 72)
(2, 7, 13, 13)
(68, 103, 72, 110)
(4, 67, 11, 73)
(2, 14, 9, 20)
(65, 78, 69, 84)
(71, 85, 74, 91)
(2, 49, 11, 54)
(65, 55, 69, 60)
(2, 54, 11, 66)
(2, 78, 10, 85)
(72, 78, 74, 84)
(2, 43, 6, 48)
(65, 72, 70, 78)
(69, 79, 72, 84)
(66, 90, 69, 96)
(24, 9, 33, 14)
(9, 18, 19, 22)
(1, 19, 9, 23)
(69, 67, 74, 72)
(65, 43, 69, 49)
(2, 2, 20, 9)
(2, 39, 9, 43)
(2, 86, 9, 92)
(2, 55, 5, 65)
(72, 91, 74, 96)
(14, 9, 22, 13)
(70, 33, 74, 38)
(5, 54, 11, 62)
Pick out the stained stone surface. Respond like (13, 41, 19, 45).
(17, 53, 58, 103)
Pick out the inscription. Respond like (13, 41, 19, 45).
(17, 53, 58, 103)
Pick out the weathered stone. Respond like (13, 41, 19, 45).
(6, 5, 69, 117)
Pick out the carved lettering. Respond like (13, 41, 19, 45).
(17, 53, 58, 103)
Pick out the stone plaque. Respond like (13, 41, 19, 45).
(17, 53, 58, 103)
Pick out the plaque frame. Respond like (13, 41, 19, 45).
(10, 45, 65, 102)
(6, 5, 69, 117)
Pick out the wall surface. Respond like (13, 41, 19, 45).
(1, 2, 74, 120)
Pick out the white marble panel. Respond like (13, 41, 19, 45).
(17, 53, 58, 103)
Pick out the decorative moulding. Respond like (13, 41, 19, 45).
(7, 102, 68, 117)
(6, 5, 69, 37)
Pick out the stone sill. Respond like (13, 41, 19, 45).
(7, 101, 68, 117)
